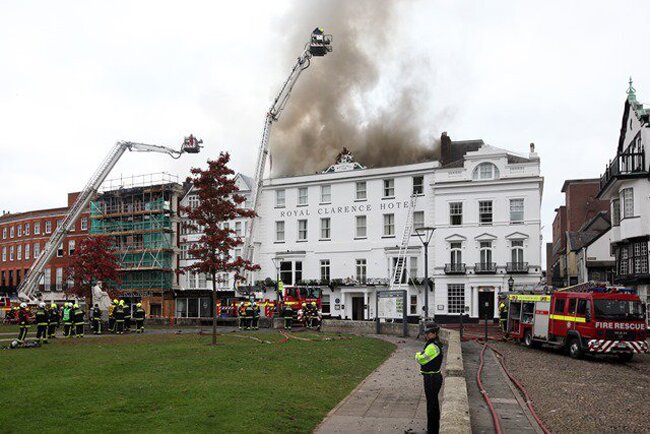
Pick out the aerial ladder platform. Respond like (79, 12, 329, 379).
(241, 28, 332, 284)
(17, 136, 203, 302)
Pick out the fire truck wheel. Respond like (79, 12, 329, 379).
(616, 352, 634, 363)
(523, 330, 538, 348)
(568, 338, 583, 359)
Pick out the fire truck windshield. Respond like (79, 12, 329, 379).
(305, 287, 321, 298)
(285, 287, 321, 299)
(593, 299, 645, 321)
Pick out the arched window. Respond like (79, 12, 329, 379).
(472, 163, 500, 180)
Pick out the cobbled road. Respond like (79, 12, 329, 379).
(490, 341, 650, 434)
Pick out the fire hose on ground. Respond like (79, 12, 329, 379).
(476, 339, 552, 434)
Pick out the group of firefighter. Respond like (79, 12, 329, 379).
(107, 299, 146, 334)
(236, 300, 322, 330)
(8, 298, 146, 346)
(281, 302, 321, 330)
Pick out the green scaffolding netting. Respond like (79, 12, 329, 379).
(90, 198, 170, 216)
(119, 271, 173, 290)
(90, 215, 172, 234)
(120, 252, 173, 269)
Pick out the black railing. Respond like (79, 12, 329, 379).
(506, 262, 529, 273)
(475, 262, 497, 273)
(600, 148, 647, 192)
(445, 263, 466, 274)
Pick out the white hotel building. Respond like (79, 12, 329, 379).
(251, 133, 544, 322)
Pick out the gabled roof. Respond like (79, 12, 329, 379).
(618, 78, 649, 153)
(235, 173, 254, 191)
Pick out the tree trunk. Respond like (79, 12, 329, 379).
(212, 272, 217, 345)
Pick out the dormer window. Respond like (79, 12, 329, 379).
(472, 163, 500, 181)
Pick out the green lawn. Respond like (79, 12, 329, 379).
(0, 332, 394, 433)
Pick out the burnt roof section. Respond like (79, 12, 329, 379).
(440, 132, 484, 167)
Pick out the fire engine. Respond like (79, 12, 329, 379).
(506, 282, 648, 362)
(281, 285, 321, 311)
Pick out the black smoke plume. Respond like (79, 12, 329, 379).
(271, 0, 441, 176)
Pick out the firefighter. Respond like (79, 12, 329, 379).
(238, 302, 247, 330)
(48, 303, 59, 339)
(108, 299, 118, 333)
(251, 302, 260, 330)
(300, 302, 309, 328)
(62, 302, 74, 338)
(415, 323, 444, 434)
(309, 302, 321, 329)
(16, 303, 30, 345)
(73, 304, 85, 337)
(92, 304, 102, 335)
(133, 302, 145, 333)
(114, 301, 125, 334)
(282, 303, 294, 330)
(123, 301, 132, 332)
(35, 302, 49, 344)
(499, 301, 508, 333)
(245, 302, 255, 331)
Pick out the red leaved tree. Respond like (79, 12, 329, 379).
(182, 152, 259, 345)
(65, 236, 122, 304)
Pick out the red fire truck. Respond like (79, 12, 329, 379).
(506, 282, 648, 361)
(281, 285, 322, 311)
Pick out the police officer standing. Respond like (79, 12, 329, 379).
(415, 322, 444, 434)
(35, 302, 49, 344)
(133, 302, 145, 333)
(92, 304, 102, 335)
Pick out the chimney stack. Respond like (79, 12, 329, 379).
(440, 132, 452, 165)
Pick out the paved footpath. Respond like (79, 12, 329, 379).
(315, 335, 444, 434)
(462, 340, 541, 434)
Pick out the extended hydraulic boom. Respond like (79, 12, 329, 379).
(17, 136, 203, 302)
(242, 28, 332, 282)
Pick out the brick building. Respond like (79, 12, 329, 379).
(0, 193, 90, 301)
(547, 179, 610, 287)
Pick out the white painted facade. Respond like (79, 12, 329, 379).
(576, 229, 615, 284)
(598, 83, 650, 306)
(431, 145, 544, 320)
(250, 143, 544, 321)
(178, 174, 252, 295)
(252, 160, 436, 321)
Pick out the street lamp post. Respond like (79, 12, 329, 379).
(415, 226, 435, 320)
(508, 276, 514, 292)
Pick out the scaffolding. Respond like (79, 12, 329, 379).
(90, 175, 183, 293)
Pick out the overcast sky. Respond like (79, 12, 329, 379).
(2, 1, 650, 263)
